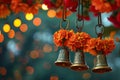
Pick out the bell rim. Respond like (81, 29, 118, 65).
(92, 66, 112, 73)
(70, 64, 89, 71)
(55, 61, 72, 67)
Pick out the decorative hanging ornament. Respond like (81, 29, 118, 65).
(55, 47, 71, 67)
(13, 18, 22, 28)
(91, 13, 115, 73)
(92, 52, 112, 73)
(70, 50, 89, 71)
(54, 20, 73, 67)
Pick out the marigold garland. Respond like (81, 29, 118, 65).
(91, 0, 112, 13)
(85, 37, 115, 56)
(0, 4, 11, 18)
(67, 32, 91, 51)
(10, 0, 41, 14)
(53, 29, 74, 47)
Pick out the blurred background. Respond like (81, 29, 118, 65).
(0, 9, 120, 80)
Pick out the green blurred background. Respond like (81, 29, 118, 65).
(0, 10, 120, 80)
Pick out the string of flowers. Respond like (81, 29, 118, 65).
(53, 29, 74, 47)
(66, 32, 91, 51)
(84, 37, 115, 56)
(10, 0, 41, 14)
(0, 3, 11, 18)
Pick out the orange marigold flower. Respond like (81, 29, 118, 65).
(53, 29, 74, 47)
(0, 4, 11, 18)
(91, 0, 112, 13)
(86, 37, 115, 56)
(67, 32, 91, 51)
(102, 38, 115, 55)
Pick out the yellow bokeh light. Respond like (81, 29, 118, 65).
(47, 9, 56, 18)
(42, 4, 48, 10)
(3, 23, 11, 33)
(13, 18, 22, 27)
(25, 13, 34, 21)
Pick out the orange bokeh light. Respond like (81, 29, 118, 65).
(56, 10, 72, 18)
(0, 67, 7, 76)
(8, 29, 15, 39)
(26, 66, 34, 75)
(0, 32, 4, 43)
(33, 17, 41, 27)
(20, 24, 28, 32)
(43, 44, 52, 53)
(47, 9, 56, 18)
(30, 50, 40, 59)
(50, 76, 59, 80)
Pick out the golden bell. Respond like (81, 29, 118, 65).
(55, 48, 71, 67)
(92, 52, 112, 73)
(70, 50, 89, 71)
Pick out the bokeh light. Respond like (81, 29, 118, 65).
(82, 72, 91, 79)
(20, 24, 28, 32)
(13, 18, 22, 28)
(26, 66, 34, 75)
(47, 9, 56, 18)
(15, 31, 24, 41)
(30, 50, 40, 59)
(0, 67, 7, 76)
(14, 70, 22, 80)
(43, 44, 52, 53)
(50, 76, 59, 80)
(8, 29, 15, 38)
(33, 17, 41, 27)
(42, 4, 48, 10)
(0, 32, 4, 43)
(25, 13, 34, 21)
(3, 23, 11, 33)
(43, 62, 51, 70)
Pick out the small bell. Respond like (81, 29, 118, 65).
(70, 50, 89, 71)
(55, 47, 71, 67)
(92, 52, 112, 73)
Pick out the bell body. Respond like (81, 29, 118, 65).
(70, 50, 89, 71)
(92, 52, 112, 73)
(55, 48, 71, 67)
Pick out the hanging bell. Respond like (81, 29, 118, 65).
(70, 50, 89, 71)
(92, 52, 112, 73)
(55, 47, 71, 67)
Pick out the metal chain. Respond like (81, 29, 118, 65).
(95, 13, 105, 38)
(76, 0, 84, 32)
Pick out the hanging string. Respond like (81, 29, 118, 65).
(60, 0, 69, 29)
(62, 0, 67, 21)
(78, 0, 83, 21)
(98, 13, 102, 25)
(76, 0, 84, 32)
